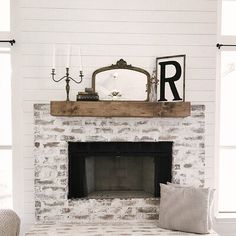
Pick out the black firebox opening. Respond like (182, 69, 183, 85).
(68, 142, 172, 199)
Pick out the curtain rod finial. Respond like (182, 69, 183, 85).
(10, 39, 15, 46)
(216, 43, 222, 49)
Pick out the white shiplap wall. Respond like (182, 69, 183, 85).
(12, 0, 217, 233)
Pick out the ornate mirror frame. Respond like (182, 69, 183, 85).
(92, 59, 151, 101)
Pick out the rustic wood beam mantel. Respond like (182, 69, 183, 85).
(50, 101, 191, 118)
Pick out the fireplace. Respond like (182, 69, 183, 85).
(68, 142, 173, 199)
(34, 104, 205, 222)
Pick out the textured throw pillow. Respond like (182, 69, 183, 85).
(167, 182, 215, 230)
(159, 184, 211, 234)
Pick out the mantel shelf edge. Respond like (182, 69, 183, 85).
(50, 101, 191, 118)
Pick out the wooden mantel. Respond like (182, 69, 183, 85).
(50, 101, 191, 118)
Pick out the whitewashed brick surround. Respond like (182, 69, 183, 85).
(34, 104, 205, 222)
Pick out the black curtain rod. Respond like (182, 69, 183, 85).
(217, 43, 236, 49)
(0, 39, 15, 46)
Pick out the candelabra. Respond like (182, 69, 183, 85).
(51, 68, 83, 101)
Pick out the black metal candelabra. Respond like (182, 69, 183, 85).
(51, 68, 83, 101)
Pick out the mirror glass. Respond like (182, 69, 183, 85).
(92, 59, 150, 101)
(96, 69, 147, 101)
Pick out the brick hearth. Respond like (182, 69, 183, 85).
(26, 222, 218, 236)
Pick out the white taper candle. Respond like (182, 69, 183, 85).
(79, 47, 83, 71)
(66, 44, 71, 68)
(52, 44, 56, 69)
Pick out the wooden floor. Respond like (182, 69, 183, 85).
(25, 222, 218, 236)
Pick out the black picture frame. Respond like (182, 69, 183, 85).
(156, 55, 186, 102)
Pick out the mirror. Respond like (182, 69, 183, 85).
(92, 59, 151, 101)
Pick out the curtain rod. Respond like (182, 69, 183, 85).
(0, 39, 15, 46)
(217, 43, 236, 49)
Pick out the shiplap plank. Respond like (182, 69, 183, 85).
(24, 202, 34, 214)
(205, 147, 214, 157)
(189, 101, 215, 113)
(205, 157, 215, 168)
(205, 113, 216, 125)
(185, 91, 215, 102)
(184, 80, 215, 91)
(23, 146, 35, 157)
(21, 20, 216, 35)
(21, 8, 217, 23)
(20, 67, 216, 81)
(23, 157, 34, 168)
(23, 190, 35, 203)
(19, 45, 216, 62)
(60, 45, 217, 58)
(206, 136, 215, 146)
(20, 0, 217, 12)
(20, 34, 216, 48)
(21, 214, 35, 227)
(24, 168, 34, 181)
(20, 54, 216, 69)
(23, 124, 33, 138)
(22, 78, 215, 92)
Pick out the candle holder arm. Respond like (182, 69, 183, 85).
(69, 70, 84, 84)
(51, 69, 67, 82)
(69, 77, 83, 84)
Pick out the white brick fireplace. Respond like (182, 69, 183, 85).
(34, 104, 205, 222)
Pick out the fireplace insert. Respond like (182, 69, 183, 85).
(68, 142, 172, 199)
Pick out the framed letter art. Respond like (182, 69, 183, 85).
(156, 55, 186, 102)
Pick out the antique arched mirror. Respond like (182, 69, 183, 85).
(92, 59, 151, 101)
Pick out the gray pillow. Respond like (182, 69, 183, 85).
(166, 182, 215, 229)
(159, 184, 211, 234)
